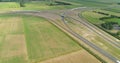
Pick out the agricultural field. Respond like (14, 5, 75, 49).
(0, 14, 100, 63)
(1, 0, 120, 63)
(40, 50, 100, 63)
(0, 14, 27, 63)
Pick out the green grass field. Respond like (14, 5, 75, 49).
(22, 15, 81, 62)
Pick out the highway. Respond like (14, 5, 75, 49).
(60, 13, 119, 63)
(10, 10, 119, 63)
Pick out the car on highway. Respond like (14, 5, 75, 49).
(117, 60, 120, 63)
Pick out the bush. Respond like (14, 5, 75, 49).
(95, 24, 120, 40)
(55, 1, 71, 5)
(100, 22, 118, 30)
(117, 31, 120, 35)
(20, 2, 25, 7)
(117, 3, 120, 5)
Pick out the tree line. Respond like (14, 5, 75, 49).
(93, 11, 109, 16)
(99, 15, 120, 20)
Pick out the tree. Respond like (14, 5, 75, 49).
(12, 0, 29, 7)
(117, 31, 120, 35)
(19, 0, 30, 7)
(49, 0, 55, 6)
(101, 22, 113, 30)
(19, 0, 25, 7)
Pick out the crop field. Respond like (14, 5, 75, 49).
(1, 0, 120, 63)
(0, 14, 27, 63)
(40, 50, 100, 63)
(0, 14, 100, 63)
(64, 17, 120, 60)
